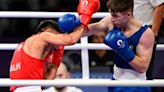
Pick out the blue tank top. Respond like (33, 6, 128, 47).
(114, 25, 149, 69)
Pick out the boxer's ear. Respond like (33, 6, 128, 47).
(126, 11, 132, 17)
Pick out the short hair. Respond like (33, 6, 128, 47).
(35, 20, 63, 34)
(62, 60, 71, 72)
(107, 0, 134, 13)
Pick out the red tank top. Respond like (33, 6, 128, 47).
(10, 42, 49, 91)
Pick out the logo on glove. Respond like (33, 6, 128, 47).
(117, 39, 125, 48)
(129, 45, 134, 50)
(82, 0, 88, 6)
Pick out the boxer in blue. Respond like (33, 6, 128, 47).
(59, 0, 154, 91)
(88, 0, 154, 92)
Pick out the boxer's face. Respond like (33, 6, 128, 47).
(110, 12, 129, 27)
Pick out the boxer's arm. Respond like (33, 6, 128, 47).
(45, 46, 64, 79)
(82, 22, 108, 37)
(44, 63, 58, 79)
(129, 28, 154, 73)
(82, 15, 113, 37)
(41, 26, 84, 46)
(104, 27, 135, 62)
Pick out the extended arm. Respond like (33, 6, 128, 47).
(42, 26, 84, 46)
(45, 0, 101, 45)
(82, 15, 113, 37)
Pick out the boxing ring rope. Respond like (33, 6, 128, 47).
(0, 11, 108, 18)
(1, 43, 164, 50)
(0, 11, 164, 86)
(0, 79, 164, 87)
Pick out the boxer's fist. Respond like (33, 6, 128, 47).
(77, 0, 100, 26)
(48, 46, 64, 67)
(58, 14, 81, 33)
(103, 27, 135, 62)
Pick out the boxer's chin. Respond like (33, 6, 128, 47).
(114, 23, 119, 27)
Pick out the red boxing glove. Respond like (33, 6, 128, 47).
(48, 46, 64, 67)
(78, 0, 100, 27)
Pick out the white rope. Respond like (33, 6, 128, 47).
(0, 79, 164, 87)
(0, 11, 109, 18)
(0, 43, 164, 50)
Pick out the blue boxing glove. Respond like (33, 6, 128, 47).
(58, 14, 81, 33)
(103, 27, 135, 62)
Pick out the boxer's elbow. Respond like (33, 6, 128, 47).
(137, 66, 147, 73)
(131, 61, 148, 73)
(140, 61, 150, 73)
(136, 64, 149, 73)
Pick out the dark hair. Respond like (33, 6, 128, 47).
(107, 0, 134, 13)
(62, 60, 71, 72)
(35, 20, 63, 34)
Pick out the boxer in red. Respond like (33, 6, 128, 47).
(10, 0, 100, 91)
(9, 20, 75, 92)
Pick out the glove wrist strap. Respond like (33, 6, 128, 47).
(80, 23, 89, 30)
